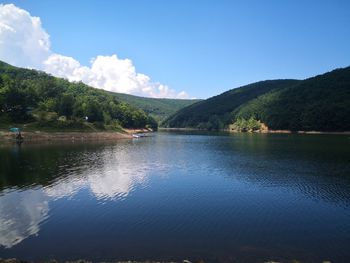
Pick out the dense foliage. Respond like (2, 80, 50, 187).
(165, 67, 350, 132)
(0, 61, 158, 130)
(163, 80, 300, 130)
(234, 67, 350, 131)
(111, 92, 200, 124)
(231, 117, 262, 132)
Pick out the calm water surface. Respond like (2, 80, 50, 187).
(0, 132, 350, 262)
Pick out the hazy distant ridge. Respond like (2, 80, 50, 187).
(110, 92, 200, 123)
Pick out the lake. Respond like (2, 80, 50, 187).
(0, 131, 350, 262)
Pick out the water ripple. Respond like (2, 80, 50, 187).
(0, 133, 349, 262)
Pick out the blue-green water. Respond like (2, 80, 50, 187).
(0, 132, 350, 262)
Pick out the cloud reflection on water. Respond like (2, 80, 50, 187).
(44, 145, 155, 200)
(0, 189, 49, 248)
(0, 143, 161, 248)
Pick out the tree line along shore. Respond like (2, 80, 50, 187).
(1, 60, 349, 137)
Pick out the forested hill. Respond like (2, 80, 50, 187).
(164, 66, 350, 132)
(234, 67, 350, 131)
(163, 79, 300, 129)
(110, 92, 200, 123)
(0, 61, 157, 130)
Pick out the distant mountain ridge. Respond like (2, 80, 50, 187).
(110, 92, 200, 123)
(164, 67, 350, 132)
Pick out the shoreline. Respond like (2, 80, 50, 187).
(0, 128, 152, 142)
(1, 128, 349, 143)
(237, 129, 350, 135)
(160, 127, 350, 135)
(159, 127, 201, 131)
(0, 131, 132, 142)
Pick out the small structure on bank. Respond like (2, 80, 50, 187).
(9, 127, 23, 142)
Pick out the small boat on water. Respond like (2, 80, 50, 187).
(132, 133, 146, 138)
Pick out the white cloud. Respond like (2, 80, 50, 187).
(0, 3, 189, 99)
(0, 3, 50, 69)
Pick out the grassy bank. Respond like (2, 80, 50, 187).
(0, 131, 133, 142)
(0, 120, 126, 133)
(0, 121, 153, 142)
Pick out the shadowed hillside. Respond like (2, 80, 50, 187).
(234, 67, 350, 131)
(164, 66, 350, 132)
(163, 79, 300, 129)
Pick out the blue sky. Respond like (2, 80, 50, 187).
(2, 0, 350, 98)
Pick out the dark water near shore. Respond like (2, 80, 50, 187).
(0, 132, 350, 262)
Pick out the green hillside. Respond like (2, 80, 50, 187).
(164, 66, 350, 132)
(163, 79, 300, 129)
(0, 61, 157, 131)
(234, 67, 350, 131)
(110, 92, 200, 123)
